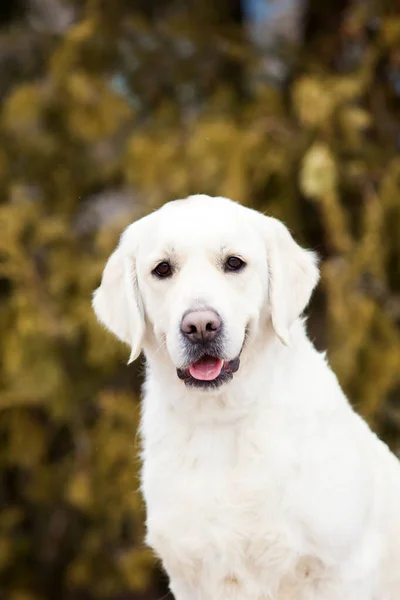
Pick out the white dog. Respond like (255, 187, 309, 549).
(93, 195, 400, 600)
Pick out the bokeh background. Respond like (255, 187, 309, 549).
(0, 0, 399, 598)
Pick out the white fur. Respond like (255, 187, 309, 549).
(93, 195, 400, 600)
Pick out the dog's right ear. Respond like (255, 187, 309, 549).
(92, 227, 145, 364)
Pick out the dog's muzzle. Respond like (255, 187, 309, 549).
(177, 308, 243, 389)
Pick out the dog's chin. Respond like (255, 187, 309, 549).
(176, 356, 241, 390)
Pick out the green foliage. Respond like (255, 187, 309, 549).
(0, 1, 399, 598)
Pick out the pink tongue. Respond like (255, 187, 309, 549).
(189, 356, 224, 381)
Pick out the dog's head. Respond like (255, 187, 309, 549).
(93, 195, 319, 390)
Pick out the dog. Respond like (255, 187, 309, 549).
(92, 195, 400, 600)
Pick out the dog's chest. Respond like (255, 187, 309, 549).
(142, 411, 303, 593)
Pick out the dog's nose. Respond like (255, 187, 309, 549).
(181, 309, 222, 343)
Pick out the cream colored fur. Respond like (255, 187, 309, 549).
(93, 195, 400, 600)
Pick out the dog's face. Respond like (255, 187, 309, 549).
(93, 195, 319, 390)
(133, 197, 268, 389)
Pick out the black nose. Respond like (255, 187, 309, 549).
(181, 309, 222, 343)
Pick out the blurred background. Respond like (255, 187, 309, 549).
(0, 0, 399, 598)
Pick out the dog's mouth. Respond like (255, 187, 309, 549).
(177, 355, 240, 389)
(189, 355, 224, 380)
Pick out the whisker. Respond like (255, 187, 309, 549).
(243, 330, 257, 352)
(156, 590, 173, 600)
(150, 337, 167, 359)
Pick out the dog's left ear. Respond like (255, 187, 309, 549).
(92, 224, 145, 363)
(263, 217, 319, 346)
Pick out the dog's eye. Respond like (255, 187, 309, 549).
(153, 261, 172, 278)
(225, 256, 246, 272)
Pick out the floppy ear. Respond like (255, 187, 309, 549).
(92, 230, 145, 364)
(264, 217, 319, 346)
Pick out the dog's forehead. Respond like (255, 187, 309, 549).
(162, 196, 247, 227)
(138, 196, 260, 253)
